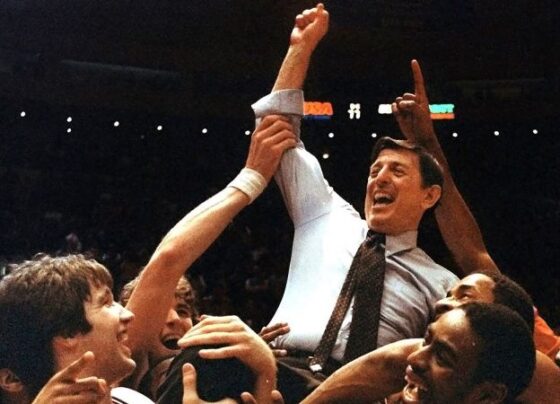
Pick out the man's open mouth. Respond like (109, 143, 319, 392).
(373, 192, 395, 206)
(162, 337, 180, 350)
(402, 366, 430, 403)
(402, 381, 429, 403)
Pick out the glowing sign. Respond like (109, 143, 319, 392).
(348, 103, 361, 119)
(429, 104, 454, 113)
(378, 104, 392, 114)
(377, 103, 455, 120)
(429, 104, 455, 120)
(304, 102, 333, 120)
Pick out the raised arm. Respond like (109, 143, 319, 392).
(252, 4, 340, 228)
(301, 339, 421, 403)
(392, 60, 499, 276)
(124, 116, 296, 356)
(272, 3, 329, 92)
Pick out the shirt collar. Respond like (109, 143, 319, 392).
(385, 230, 418, 256)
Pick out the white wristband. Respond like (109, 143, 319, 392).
(227, 167, 267, 204)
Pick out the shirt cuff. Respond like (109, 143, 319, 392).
(252, 89, 304, 118)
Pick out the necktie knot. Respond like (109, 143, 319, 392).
(365, 230, 385, 249)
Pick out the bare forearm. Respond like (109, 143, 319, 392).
(418, 132, 499, 275)
(272, 44, 313, 91)
(435, 181, 499, 275)
(126, 188, 249, 350)
(251, 370, 278, 404)
(303, 340, 416, 403)
(155, 187, 249, 261)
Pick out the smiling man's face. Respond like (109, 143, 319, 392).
(364, 148, 439, 235)
(74, 283, 136, 386)
(401, 309, 482, 404)
(155, 297, 194, 359)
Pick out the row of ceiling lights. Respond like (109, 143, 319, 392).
(16, 111, 541, 138)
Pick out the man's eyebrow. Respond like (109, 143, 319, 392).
(96, 287, 112, 304)
(456, 284, 475, 293)
(432, 338, 458, 363)
(370, 159, 410, 168)
(391, 161, 411, 170)
(426, 324, 459, 362)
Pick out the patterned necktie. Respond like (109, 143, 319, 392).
(309, 231, 386, 372)
(343, 231, 386, 363)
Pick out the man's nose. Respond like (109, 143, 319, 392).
(118, 303, 135, 323)
(374, 166, 391, 185)
(407, 345, 429, 374)
(434, 297, 458, 318)
(166, 308, 181, 324)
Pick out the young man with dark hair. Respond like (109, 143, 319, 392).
(435, 272, 536, 332)
(403, 302, 535, 404)
(305, 301, 540, 404)
(119, 274, 198, 399)
(460, 303, 535, 402)
(303, 271, 560, 403)
(0, 114, 297, 404)
(0, 254, 135, 403)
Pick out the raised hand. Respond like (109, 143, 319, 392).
(178, 315, 276, 377)
(392, 60, 436, 145)
(259, 322, 290, 357)
(245, 115, 297, 182)
(290, 3, 329, 50)
(31, 352, 108, 404)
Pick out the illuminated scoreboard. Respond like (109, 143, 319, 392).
(304, 101, 455, 120)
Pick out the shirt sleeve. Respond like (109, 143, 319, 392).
(252, 90, 334, 227)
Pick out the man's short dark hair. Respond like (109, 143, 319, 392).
(120, 272, 199, 320)
(0, 254, 113, 395)
(371, 137, 444, 189)
(462, 302, 536, 402)
(477, 271, 535, 333)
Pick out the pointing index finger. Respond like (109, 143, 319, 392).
(411, 59, 427, 102)
(58, 351, 95, 381)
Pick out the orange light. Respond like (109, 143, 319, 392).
(304, 102, 334, 117)
(430, 113, 455, 120)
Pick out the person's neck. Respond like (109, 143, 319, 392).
(380, 226, 418, 237)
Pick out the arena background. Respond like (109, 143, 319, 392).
(1, 0, 559, 328)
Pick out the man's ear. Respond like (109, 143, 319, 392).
(52, 335, 81, 370)
(421, 184, 442, 210)
(469, 381, 508, 403)
(0, 368, 24, 393)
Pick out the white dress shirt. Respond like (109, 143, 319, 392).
(252, 90, 459, 362)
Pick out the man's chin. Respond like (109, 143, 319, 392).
(104, 358, 136, 387)
(366, 218, 390, 234)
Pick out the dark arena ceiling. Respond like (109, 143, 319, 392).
(0, 0, 558, 119)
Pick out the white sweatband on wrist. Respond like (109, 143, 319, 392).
(227, 167, 267, 204)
